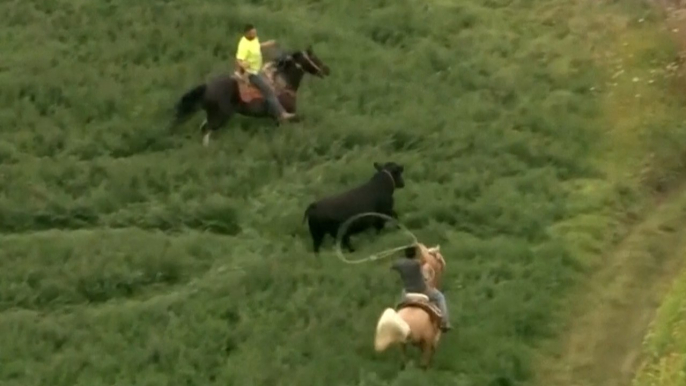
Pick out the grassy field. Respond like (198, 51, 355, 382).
(1, 0, 686, 385)
(632, 231, 686, 386)
(631, 186, 686, 386)
(535, 183, 686, 386)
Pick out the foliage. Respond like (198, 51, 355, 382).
(633, 246, 686, 386)
(0, 0, 685, 385)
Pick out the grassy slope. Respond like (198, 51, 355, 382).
(536, 186, 686, 386)
(534, 2, 686, 385)
(631, 232, 686, 386)
(0, 0, 685, 385)
(632, 240, 686, 386)
(630, 3, 686, 386)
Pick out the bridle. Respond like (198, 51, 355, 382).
(272, 50, 326, 97)
(296, 50, 327, 77)
(280, 50, 326, 77)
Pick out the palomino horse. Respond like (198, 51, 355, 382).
(373, 244, 448, 370)
(171, 46, 330, 146)
(418, 243, 446, 289)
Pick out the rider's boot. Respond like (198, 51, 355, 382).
(440, 320, 452, 332)
(278, 111, 297, 122)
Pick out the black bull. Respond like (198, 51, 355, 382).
(303, 162, 406, 253)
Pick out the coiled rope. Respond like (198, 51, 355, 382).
(334, 212, 418, 264)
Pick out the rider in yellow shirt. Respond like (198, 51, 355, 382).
(236, 24, 296, 123)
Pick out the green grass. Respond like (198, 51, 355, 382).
(1, 0, 685, 385)
(633, 230, 686, 386)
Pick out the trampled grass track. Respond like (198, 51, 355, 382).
(535, 2, 686, 385)
(535, 186, 686, 386)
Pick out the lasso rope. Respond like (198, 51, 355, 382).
(334, 212, 418, 264)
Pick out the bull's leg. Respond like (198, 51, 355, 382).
(373, 218, 385, 234)
(310, 226, 326, 254)
(342, 232, 355, 253)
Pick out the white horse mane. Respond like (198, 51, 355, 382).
(425, 244, 446, 268)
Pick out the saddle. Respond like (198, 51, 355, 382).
(396, 292, 443, 325)
(233, 62, 286, 103)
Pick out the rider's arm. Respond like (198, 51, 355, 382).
(235, 39, 249, 73)
(235, 60, 246, 73)
(260, 39, 276, 48)
(390, 259, 400, 271)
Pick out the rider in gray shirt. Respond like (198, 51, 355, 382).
(391, 245, 452, 331)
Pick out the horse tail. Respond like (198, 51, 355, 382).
(374, 308, 411, 352)
(302, 203, 315, 225)
(173, 83, 206, 125)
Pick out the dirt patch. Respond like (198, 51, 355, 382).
(656, 1, 686, 65)
(535, 187, 686, 386)
(534, 3, 686, 384)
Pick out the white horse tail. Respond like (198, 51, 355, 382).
(374, 308, 411, 352)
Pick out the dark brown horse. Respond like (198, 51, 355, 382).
(171, 46, 330, 146)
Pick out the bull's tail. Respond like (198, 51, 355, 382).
(171, 83, 206, 127)
(302, 203, 315, 225)
(374, 308, 411, 352)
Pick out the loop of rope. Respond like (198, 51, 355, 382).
(334, 212, 418, 264)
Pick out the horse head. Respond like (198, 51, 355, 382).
(426, 245, 446, 271)
(277, 45, 330, 78)
(417, 243, 445, 289)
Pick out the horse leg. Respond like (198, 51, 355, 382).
(201, 93, 237, 146)
(203, 114, 228, 147)
(278, 94, 296, 114)
(201, 105, 217, 146)
(420, 348, 434, 370)
(202, 108, 231, 147)
(399, 343, 408, 370)
(420, 341, 435, 370)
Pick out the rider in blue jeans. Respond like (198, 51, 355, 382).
(235, 23, 296, 123)
(391, 245, 452, 332)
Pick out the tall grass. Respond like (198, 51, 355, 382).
(0, 0, 685, 385)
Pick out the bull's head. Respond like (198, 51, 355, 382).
(373, 161, 405, 189)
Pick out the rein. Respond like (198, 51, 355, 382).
(276, 50, 325, 95)
(300, 51, 326, 76)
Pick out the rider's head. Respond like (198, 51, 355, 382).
(244, 24, 257, 40)
(404, 245, 419, 259)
